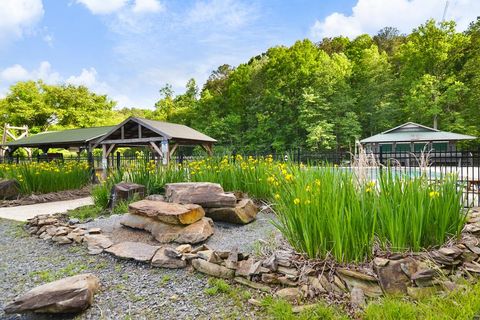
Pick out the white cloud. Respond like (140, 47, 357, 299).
(0, 61, 60, 83)
(76, 0, 129, 15)
(133, 0, 163, 14)
(0, 64, 29, 82)
(76, 0, 163, 15)
(186, 0, 256, 28)
(0, 0, 44, 43)
(66, 68, 98, 87)
(310, 0, 480, 39)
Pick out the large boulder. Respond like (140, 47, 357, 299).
(129, 200, 205, 225)
(206, 198, 258, 224)
(165, 182, 236, 208)
(120, 214, 214, 244)
(3, 274, 100, 314)
(0, 179, 20, 200)
(105, 241, 160, 262)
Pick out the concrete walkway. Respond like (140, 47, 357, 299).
(0, 197, 93, 222)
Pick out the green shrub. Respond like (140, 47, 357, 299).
(92, 183, 110, 209)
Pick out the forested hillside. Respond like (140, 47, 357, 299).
(1, 19, 479, 152)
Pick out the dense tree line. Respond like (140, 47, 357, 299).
(1, 19, 479, 152)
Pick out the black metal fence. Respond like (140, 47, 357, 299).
(1, 149, 479, 207)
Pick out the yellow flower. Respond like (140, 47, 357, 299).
(274, 193, 280, 200)
(315, 179, 321, 186)
(305, 185, 311, 192)
(365, 187, 372, 193)
(429, 191, 439, 199)
(293, 198, 300, 205)
(305, 200, 311, 205)
(285, 174, 294, 182)
(367, 180, 376, 188)
(267, 176, 275, 184)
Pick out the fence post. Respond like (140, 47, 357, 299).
(87, 149, 95, 184)
(116, 152, 121, 169)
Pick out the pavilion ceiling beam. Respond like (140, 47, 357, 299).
(101, 137, 164, 144)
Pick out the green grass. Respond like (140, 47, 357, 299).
(205, 278, 232, 295)
(260, 297, 349, 320)
(67, 205, 105, 220)
(364, 282, 480, 320)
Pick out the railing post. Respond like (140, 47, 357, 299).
(116, 152, 121, 169)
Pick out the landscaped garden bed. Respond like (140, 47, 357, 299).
(2, 155, 478, 319)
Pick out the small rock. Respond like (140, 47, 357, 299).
(87, 227, 101, 234)
(192, 259, 234, 279)
(234, 277, 271, 292)
(52, 236, 72, 244)
(145, 194, 165, 201)
(151, 247, 187, 269)
(373, 257, 390, 267)
(175, 244, 192, 253)
(68, 218, 80, 225)
(350, 287, 366, 307)
(275, 288, 302, 302)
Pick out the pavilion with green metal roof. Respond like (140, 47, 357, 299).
(2, 117, 216, 167)
(360, 122, 476, 153)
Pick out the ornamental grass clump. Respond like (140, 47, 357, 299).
(273, 167, 376, 262)
(272, 166, 466, 262)
(374, 173, 466, 252)
(0, 161, 90, 194)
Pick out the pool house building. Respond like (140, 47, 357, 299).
(360, 122, 476, 154)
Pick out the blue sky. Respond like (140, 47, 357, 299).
(0, 0, 478, 109)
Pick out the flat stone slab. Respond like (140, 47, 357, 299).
(105, 241, 160, 262)
(165, 182, 237, 208)
(129, 200, 205, 225)
(3, 274, 100, 314)
(206, 199, 258, 224)
(120, 214, 214, 244)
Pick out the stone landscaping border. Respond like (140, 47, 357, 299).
(24, 207, 480, 311)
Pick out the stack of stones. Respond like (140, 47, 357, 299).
(26, 213, 102, 245)
(164, 182, 259, 225)
(120, 199, 214, 244)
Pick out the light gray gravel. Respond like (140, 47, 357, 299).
(0, 213, 279, 320)
(84, 211, 280, 253)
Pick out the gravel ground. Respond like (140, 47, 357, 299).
(83, 211, 280, 253)
(0, 213, 279, 320)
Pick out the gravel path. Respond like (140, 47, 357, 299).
(0, 213, 279, 319)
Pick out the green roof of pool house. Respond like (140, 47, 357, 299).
(360, 122, 476, 152)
